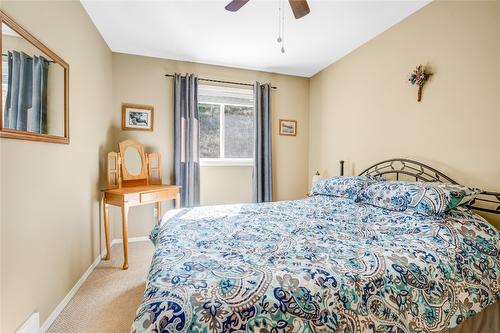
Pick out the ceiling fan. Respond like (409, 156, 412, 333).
(225, 0, 310, 19)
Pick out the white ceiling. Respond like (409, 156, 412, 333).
(81, 0, 429, 77)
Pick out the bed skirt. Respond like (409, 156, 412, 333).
(447, 302, 499, 333)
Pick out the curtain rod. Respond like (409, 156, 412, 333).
(2, 53, 55, 63)
(164, 74, 277, 90)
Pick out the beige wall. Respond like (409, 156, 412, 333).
(0, 2, 113, 332)
(200, 166, 254, 206)
(111, 53, 310, 239)
(309, 1, 500, 227)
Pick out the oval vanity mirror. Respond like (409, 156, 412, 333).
(118, 139, 147, 184)
(123, 146, 142, 176)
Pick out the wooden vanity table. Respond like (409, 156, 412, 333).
(102, 139, 180, 269)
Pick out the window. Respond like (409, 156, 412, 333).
(1, 59, 8, 109)
(198, 85, 254, 165)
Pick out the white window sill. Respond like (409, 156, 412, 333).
(200, 158, 254, 167)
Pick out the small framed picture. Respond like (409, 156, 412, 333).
(122, 104, 154, 131)
(279, 119, 297, 136)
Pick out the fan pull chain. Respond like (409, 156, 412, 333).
(278, 0, 285, 53)
(281, 0, 285, 54)
(277, 2, 282, 44)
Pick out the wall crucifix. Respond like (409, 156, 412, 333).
(409, 65, 433, 102)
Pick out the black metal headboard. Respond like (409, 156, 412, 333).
(358, 158, 458, 184)
(339, 158, 500, 215)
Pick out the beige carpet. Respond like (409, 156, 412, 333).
(48, 241, 154, 333)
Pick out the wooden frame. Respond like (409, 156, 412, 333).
(0, 10, 69, 144)
(121, 103, 154, 131)
(279, 119, 297, 136)
(147, 152, 162, 185)
(107, 152, 121, 188)
(108, 140, 163, 189)
(118, 139, 148, 186)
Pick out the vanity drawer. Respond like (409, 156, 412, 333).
(140, 189, 173, 203)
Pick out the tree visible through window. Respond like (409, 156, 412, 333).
(224, 105, 253, 158)
(198, 85, 254, 162)
(198, 103, 220, 158)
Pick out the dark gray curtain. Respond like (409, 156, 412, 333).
(4, 51, 49, 133)
(4, 51, 32, 131)
(31, 55, 49, 133)
(253, 82, 273, 203)
(174, 73, 200, 207)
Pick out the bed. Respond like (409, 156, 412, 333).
(132, 159, 499, 332)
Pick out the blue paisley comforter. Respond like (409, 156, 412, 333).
(132, 195, 499, 333)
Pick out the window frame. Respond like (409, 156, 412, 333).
(198, 99, 254, 167)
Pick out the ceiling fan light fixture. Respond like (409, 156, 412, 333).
(225, 0, 310, 54)
(288, 0, 310, 19)
(224, 0, 249, 12)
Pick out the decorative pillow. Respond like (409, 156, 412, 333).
(310, 176, 380, 199)
(355, 181, 481, 216)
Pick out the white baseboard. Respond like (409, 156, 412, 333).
(39, 250, 103, 333)
(39, 237, 149, 332)
(16, 312, 39, 333)
(112, 236, 149, 244)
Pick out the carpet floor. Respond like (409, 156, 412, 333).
(47, 241, 154, 333)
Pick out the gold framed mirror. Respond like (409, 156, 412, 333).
(0, 10, 69, 144)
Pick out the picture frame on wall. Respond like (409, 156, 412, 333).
(122, 104, 154, 131)
(279, 119, 297, 136)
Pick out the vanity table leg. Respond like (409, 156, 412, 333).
(156, 201, 161, 222)
(121, 205, 129, 270)
(103, 203, 111, 260)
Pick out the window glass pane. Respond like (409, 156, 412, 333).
(198, 103, 220, 158)
(1, 60, 7, 109)
(224, 105, 254, 158)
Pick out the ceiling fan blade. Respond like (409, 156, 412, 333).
(225, 0, 250, 12)
(288, 0, 310, 19)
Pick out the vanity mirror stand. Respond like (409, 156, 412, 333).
(102, 139, 180, 269)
